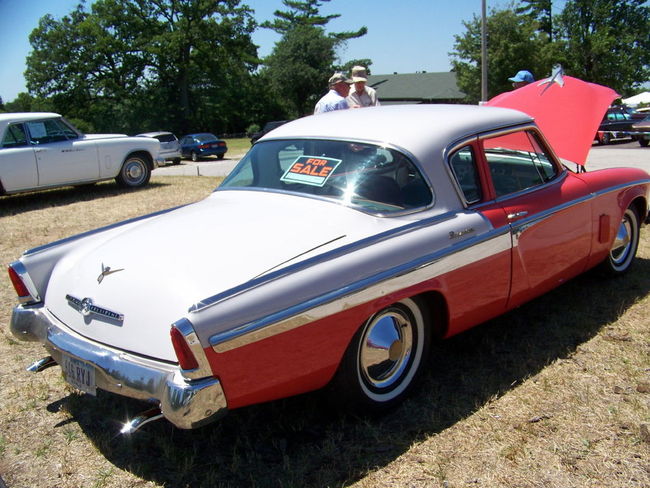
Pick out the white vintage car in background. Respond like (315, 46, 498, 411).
(0, 112, 163, 195)
(7, 77, 650, 434)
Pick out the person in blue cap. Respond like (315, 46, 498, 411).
(509, 70, 535, 89)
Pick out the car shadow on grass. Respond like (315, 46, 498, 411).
(0, 181, 170, 217)
(56, 257, 650, 488)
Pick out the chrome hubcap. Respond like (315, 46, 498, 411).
(611, 213, 632, 265)
(360, 308, 413, 390)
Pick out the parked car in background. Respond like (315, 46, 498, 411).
(136, 131, 181, 165)
(8, 76, 650, 434)
(630, 115, 650, 147)
(179, 133, 227, 161)
(250, 120, 288, 144)
(595, 110, 636, 144)
(0, 112, 162, 195)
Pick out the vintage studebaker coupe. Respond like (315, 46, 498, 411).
(0, 112, 162, 195)
(7, 77, 650, 433)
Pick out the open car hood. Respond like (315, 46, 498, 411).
(487, 70, 619, 166)
(43, 191, 397, 361)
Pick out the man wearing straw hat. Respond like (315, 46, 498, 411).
(347, 65, 380, 108)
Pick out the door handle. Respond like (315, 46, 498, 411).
(507, 211, 528, 220)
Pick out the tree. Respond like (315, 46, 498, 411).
(450, 7, 552, 102)
(262, 0, 367, 117)
(25, 0, 260, 133)
(516, 0, 554, 41)
(556, 0, 650, 94)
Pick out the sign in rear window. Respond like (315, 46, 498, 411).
(280, 156, 342, 187)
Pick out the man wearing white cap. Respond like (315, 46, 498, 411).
(314, 73, 353, 114)
(347, 66, 380, 108)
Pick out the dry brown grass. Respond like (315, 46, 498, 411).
(1, 177, 648, 488)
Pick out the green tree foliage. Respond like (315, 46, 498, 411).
(516, 0, 554, 40)
(450, 1, 649, 102)
(451, 7, 552, 102)
(556, 0, 650, 94)
(25, 0, 260, 134)
(262, 0, 367, 118)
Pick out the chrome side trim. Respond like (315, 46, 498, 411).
(10, 305, 228, 430)
(210, 227, 512, 352)
(191, 210, 460, 313)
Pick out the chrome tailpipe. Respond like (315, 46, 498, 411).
(120, 407, 164, 435)
(26, 356, 57, 373)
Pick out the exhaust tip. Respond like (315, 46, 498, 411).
(26, 356, 57, 373)
(120, 407, 164, 435)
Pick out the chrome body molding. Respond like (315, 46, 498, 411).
(10, 304, 227, 429)
(191, 210, 462, 314)
(210, 227, 512, 352)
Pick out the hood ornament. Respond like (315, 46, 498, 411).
(97, 263, 124, 284)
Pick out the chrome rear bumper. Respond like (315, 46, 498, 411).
(10, 304, 228, 430)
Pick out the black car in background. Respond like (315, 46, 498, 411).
(250, 121, 288, 144)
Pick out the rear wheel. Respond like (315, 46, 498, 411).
(599, 206, 640, 275)
(116, 155, 151, 187)
(639, 139, 649, 147)
(601, 132, 612, 145)
(331, 297, 430, 412)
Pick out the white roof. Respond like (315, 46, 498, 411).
(0, 112, 61, 124)
(264, 104, 532, 160)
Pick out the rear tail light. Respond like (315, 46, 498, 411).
(7, 263, 38, 303)
(170, 325, 199, 370)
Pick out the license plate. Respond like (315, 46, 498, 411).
(61, 355, 96, 395)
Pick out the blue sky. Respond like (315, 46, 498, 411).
(0, 0, 504, 102)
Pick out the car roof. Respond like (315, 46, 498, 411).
(0, 112, 61, 124)
(136, 131, 175, 137)
(263, 104, 532, 157)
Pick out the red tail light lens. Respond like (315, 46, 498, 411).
(170, 326, 199, 370)
(8, 265, 31, 299)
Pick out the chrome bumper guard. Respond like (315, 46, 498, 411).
(10, 304, 228, 430)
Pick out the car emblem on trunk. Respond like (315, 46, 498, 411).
(97, 263, 124, 284)
(66, 294, 124, 322)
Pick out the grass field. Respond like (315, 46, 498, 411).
(0, 176, 648, 488)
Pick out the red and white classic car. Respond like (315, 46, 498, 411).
(7, 76, 649, 433)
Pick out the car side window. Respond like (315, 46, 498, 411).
(1, 123, 29, 148)
(483, 130, 558, 198)
(449, 146, 481, 203)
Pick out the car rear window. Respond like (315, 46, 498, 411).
(220, 139, 433, 214)
(155, 134, 177, 143)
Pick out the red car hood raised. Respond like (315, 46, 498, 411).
(487, 72, 619, 166)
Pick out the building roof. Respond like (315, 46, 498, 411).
(367, 72, 466, 103)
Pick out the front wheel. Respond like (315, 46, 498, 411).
(599, 206, 640, 275)
(639, 139, 649, 147)
(331, 297, 430, 412)
(191, 151, 199, 162)
(116, 155, 151, 187)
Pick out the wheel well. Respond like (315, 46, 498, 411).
(629, 196, 648, 225)
(412, 291, 449, 339)
(125, 151, 154, 170)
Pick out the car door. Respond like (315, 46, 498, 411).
(0, 122, 39, 192)
(25, 118, 99, 186)
(478, 129, 592, 309)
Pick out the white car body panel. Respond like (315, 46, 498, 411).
(0, 112, 161, 194)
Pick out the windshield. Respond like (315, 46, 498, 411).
(220, 139, 433, 214)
